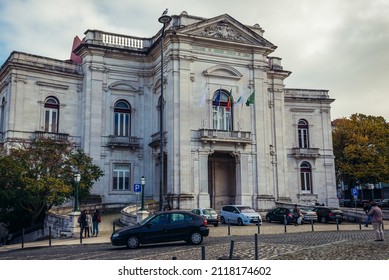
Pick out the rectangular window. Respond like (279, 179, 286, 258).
(212, 107, 232, 131)
(301, 172, 311, 192)
(298, 129, 308, 148)
(113, 164, 130, 190)
(45, 108, 58, 133)
(115, 112, 129, 136)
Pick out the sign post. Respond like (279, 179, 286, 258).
(352, 188, 359, 213)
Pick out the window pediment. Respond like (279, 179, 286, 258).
(109, 81, 139, 93)
(203, 65, 242, 80)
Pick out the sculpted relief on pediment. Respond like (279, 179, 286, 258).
(199, 21, 248, 43)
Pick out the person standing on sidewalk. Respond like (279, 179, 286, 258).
(367, 202, 384, 241)
(92, 209, 101, 237)
(292, 204, 302, 226)
(84, 211, 92, 238)
(78, 210, 88, 239)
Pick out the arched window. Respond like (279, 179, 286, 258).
(212, 89, 232, 131)
(114, 100, 131, 137)
(44, 97, 59, 133)
(300, 161, 312, 193)
(298, 119, 309, 148)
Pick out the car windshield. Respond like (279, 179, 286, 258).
(237, 206, 255, 213)
(138, 213, 157, 226)
(203, 209, 217, 215)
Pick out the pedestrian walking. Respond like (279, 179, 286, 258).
(78, 210, 88, 239)
(292, 204, 302, 226)
(92, 209, 101, 237)
(367, 202, 384, 241)
(364, 201, 372, 227)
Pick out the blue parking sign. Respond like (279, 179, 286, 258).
(351, 188, 358, 196)
(134, 184, 142, 192)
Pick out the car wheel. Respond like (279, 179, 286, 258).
(220, 216, 226, 224)
(127, 236, 140, 249)
(320, 216, 327, 223)
(214, 223, 219, 227)
(189, 232, 203, 245)
(266, 216, 271, 223)
(237, 218, 243, 226)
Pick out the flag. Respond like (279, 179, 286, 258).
(236, 95, 243, 105)
(214, 86, 222, 107)
(226, 89, 232, 111)
(245, 90, 255, 106)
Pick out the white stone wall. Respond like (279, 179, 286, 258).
(0, 13, 338, 211)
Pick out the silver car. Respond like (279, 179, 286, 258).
(300, 208, 318, 223)
(220, 205, 262, 226)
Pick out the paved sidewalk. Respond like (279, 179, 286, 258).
(0, 212, 120, 252)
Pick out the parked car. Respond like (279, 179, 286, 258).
(220, 205, 262, 226)
(110, 210, 209, 249)
(380, 199, 389, 208)
(313, 206, 344, 224)
(339, 199, 351, 207)
(191, 208, 220, 227)
(265, 207, 294, 224)
(300, 208, 318, 223)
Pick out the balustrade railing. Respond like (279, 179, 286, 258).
(84, 30, 156, 50)
(198, 129, 252, 144)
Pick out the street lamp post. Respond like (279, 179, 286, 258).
(73, 173, 81, 212)
(158, 11, 172, 211)
(140, 176, 146, 211)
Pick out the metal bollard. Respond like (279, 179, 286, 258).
(254, 234, 259, 260)
(228, 219, 231, 235)
(283, 215, 287, 233)
(336, 218, 339, 231)
(22, 228, 25, 248)
(80, 232, 83, 244)
(49, 226, 52, 247)
(257, 221, 260, 234)
(113, 221, 116, 233)
(311, 220, 314, 232)
(229, 240, 235, 260)
(201, 246, 206, 260)
(359, 217, 362, 230)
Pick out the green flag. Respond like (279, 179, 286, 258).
(245, 91, 255, 106)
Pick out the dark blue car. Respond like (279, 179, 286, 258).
(111, 210, 209, 249)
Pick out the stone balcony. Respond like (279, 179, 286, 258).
(148, 131, 167, 149)
(291, 147, 320, 158)
(106, 135, 142, 149)
(33, 131, 69, 142)
(198, 128, 252, 146)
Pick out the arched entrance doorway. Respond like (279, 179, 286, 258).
(208, 152, 236, 209)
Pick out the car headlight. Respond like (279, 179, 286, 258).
(112, 233, 120, 238)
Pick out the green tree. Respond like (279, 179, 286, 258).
(0, 138, 103, 232)
(332, 114, 389, 191)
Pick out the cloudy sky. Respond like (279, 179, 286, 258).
(1, 0, 388, 121)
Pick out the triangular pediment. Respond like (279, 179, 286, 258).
(177, 14, 275, 49)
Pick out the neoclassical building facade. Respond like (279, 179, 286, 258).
(0, 12, 338, 210)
